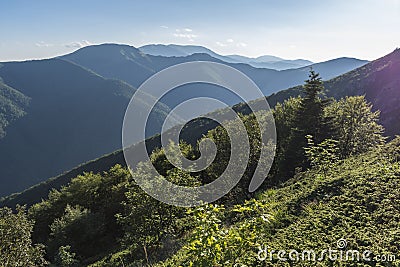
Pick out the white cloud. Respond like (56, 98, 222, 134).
(173, 33, 197, 38)
(216, 39, 247, 48)
(173, 29, 197, 42)
(160, 25, 169, 29)
(35, 41, 53, 47)
(216, 41, 227, 47)
(64, 40, 92, 48)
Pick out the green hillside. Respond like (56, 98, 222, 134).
(2, 68, 398, 266)
(156, 138, 400, 267)
(1, 49, 399, 266)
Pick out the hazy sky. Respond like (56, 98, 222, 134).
(1, 0, 399, 62)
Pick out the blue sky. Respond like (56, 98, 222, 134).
(1, 0, 399, 62)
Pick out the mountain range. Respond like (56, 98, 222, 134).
(139, 44, 314, 70)
(61, 44, 368, 108)
(0, 43, 370, 197)
(1, 47, 399, 207)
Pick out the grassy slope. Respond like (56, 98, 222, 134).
(158, 138, 400, 266)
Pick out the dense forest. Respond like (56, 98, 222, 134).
(1, 70, 398, 266)
(0, 80, 29, 138)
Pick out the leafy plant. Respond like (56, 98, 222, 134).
(304, 135, 340, 178)
(54, 245, 80, 267)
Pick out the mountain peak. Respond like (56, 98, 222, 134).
(389, 47, 400, 57)
(66, 43, 141, 55)
(364, 47, 400, 74)
(139, 44, 212, 57)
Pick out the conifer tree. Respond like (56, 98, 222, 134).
(280, 69, 333, 177)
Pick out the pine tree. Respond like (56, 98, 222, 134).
(279, 69, 333, 178)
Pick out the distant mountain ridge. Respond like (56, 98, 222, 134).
(139, 44, 314, 70)
(227, 54, 283, 62)
(62, 43, 368, 103)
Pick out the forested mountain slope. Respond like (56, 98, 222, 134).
(0, 59, 170, 196)
(0, 78, 30, 138)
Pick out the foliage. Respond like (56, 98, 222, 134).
(0, 206, 47, 266)
(202, 110, 276, 202)
(273, 81, 384, 182)
(281, 70, 334, 178)
(270, 97, 302, 180)
(29, 165, 131, 264)
(325, 95, 386, 157)
(48, 205, 104, 261)
(115, 143, 200, 264)
(54, 245, 80, 267)
(304, 135, 340, 177)
(184, 205, 229, 266)
(157, 138, 400, 267)
(169, 201, 275, 267)
(0, 111, 216, 208)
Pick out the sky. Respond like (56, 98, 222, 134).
(1, 0, 399, 62)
